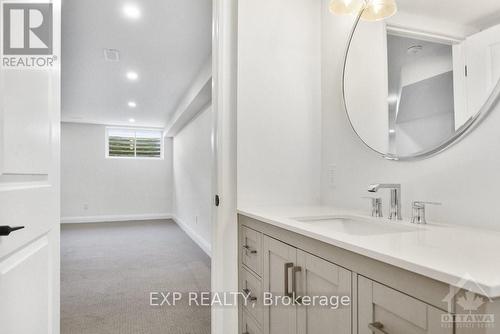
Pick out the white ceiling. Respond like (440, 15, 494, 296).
(397, 0, 500, 33)
(62, 0, 212, 128)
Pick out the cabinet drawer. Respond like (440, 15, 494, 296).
(242, 309, 263, 334)
(358, 276, 453, 334)
(241, 226, 262, 276)
(240, 267, 263, 326)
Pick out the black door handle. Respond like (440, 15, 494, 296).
(0, 226, 25, 236)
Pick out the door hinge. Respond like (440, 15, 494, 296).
(465, 65, 468, 77)
(215, 195, 220, 207)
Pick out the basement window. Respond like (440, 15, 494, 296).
(106, 127, 163, 159)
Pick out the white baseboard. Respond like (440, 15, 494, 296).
(61, 213, 173, 224)
(172, 215, 211, 257)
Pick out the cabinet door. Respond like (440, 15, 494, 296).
(296, 250, 352, 334)
(242, 310, 263, 334)
(263, 236, 297, 334)
(358, 276, 453, 334)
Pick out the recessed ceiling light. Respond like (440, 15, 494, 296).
(128, 101, 137, 108)
(129, 118, 136, 123)
(123, 4, 141, 19)
(407, 45, 423, 55)
(389, 129, 396, 134)
(126, 71, 138, 81)
(103, 48, 120, 62)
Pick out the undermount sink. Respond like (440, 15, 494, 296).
(292, 216, 421, 236)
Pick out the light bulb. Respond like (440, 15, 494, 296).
(361, 0, 397, 21)
(329, 0, 364, 16)
(126, 71, 138, 81)
(123, 4, 141, 20)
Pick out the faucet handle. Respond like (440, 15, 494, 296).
(362, 197, 383, 218)
(413, 201, 442, 208)
(411, 201, 442, 224)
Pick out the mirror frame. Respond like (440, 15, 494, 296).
(342, 10, 500, 161)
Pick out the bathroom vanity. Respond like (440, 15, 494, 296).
(238, 207, 500, 334)
(236, 0, 500, 332)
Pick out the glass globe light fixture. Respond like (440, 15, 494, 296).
(329, 0, 364, 16)
(361, 0, 398, 21)
(329, 0, 397, 21)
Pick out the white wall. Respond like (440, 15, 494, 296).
(172, 107, 213, 255)
(396, 111, 454, 154)
(237, 0, 322, 206)
(61, 122, 173, 222)
(321, 4, 500, 229)
(400, 52, 452, 88)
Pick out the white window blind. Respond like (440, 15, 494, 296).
(107, 128, 163, 158)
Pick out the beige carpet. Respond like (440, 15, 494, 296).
(61, 220, 211, 334)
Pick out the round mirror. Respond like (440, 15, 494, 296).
(342, 0, 500, 160)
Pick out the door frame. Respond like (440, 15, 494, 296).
(211, 0, 239, 333)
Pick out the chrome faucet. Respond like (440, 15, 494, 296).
(411, 201, 442, 224)
(363, 197, 383, 218)
(368, 184, 402, 220)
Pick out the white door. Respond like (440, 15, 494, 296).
(463, 24, 500, 119)
(0, 0, 61, 333)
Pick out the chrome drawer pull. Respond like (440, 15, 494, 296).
(368, 322, 389, 334)
(242, 288, 257, 302)
(284, 262, 294, 297)
(243, 245, 257, 254)
(292, 266, 302, 304)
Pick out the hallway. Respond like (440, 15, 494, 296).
(61, 220, 211, 334)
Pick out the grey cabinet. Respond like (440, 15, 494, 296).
(243, 309, 263, 334)
(358, 276, 452, 334)
(241, 266, 264, 325)
(262, 236, 297, 334)
(241, 226, 263, 276)
(262, 236, 352, 334)
(296, 250, 351, 334)
(239, 216, 457, 334)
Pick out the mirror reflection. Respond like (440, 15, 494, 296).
(343, 0, 500, 159)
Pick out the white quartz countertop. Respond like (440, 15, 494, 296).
(238, 205, 500, 298)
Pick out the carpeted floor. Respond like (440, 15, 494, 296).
(61, 220, 211, 334)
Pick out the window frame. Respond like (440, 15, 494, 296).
(105, 126, 164, 160)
